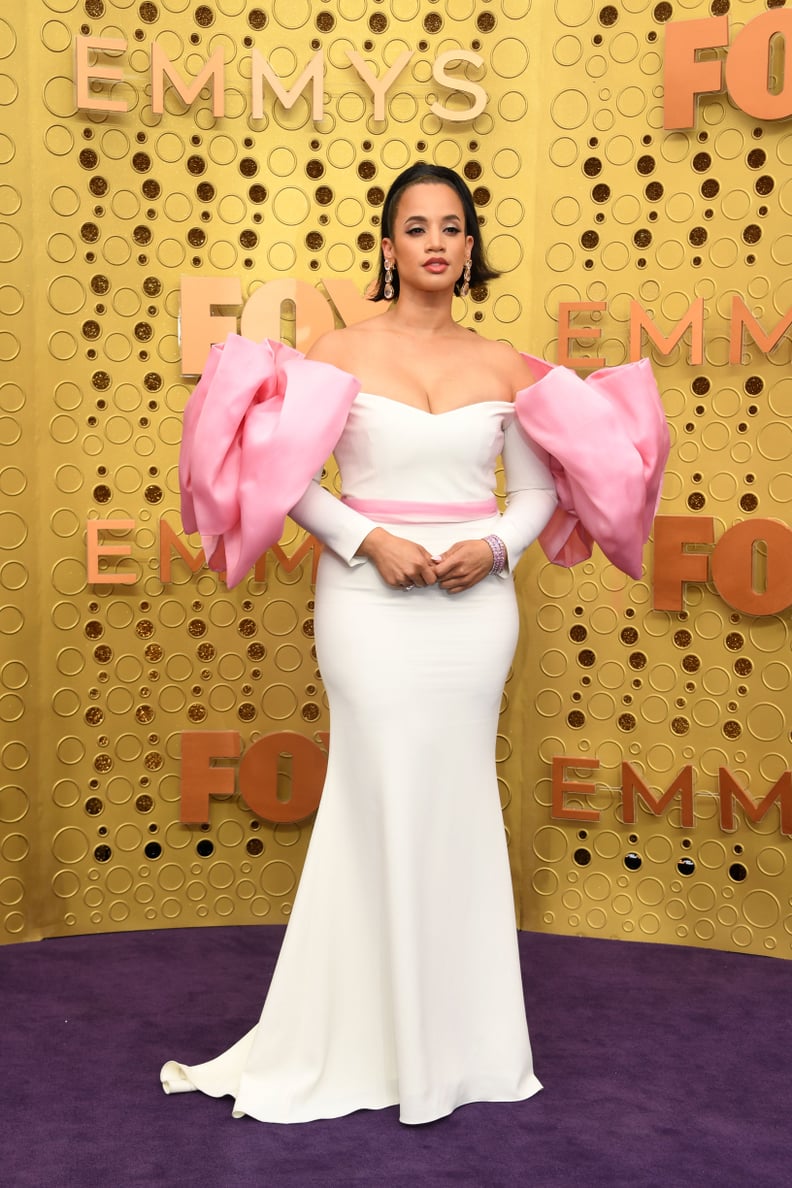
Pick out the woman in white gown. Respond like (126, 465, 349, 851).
(161, 164, 571, 1123)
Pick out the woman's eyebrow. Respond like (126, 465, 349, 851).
(402, 213, 462, 224)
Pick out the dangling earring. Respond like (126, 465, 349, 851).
(384, 258, 395, 300)
(460, 258, 472, 298)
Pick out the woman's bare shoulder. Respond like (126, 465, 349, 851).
(304, 327, 352, 367)
(305, 313, 385, 368)
(466, 332, 538, 392)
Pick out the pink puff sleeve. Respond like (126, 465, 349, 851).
(179, 334, 360, 588)
(514, 355, 670, 580)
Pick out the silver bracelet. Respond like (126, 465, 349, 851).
(483, 534, 507, 575)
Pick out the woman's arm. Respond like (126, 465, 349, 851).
(287, 331, 375, 564)
(433, 347, 554, 594)
(288, 477, 377, 568)
(495, 418, 558, 573)
(290, 481, 437, 587)
(433, 418, 557, 593)
(292, 331, 438, 587)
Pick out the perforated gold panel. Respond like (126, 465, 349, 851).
(2, 1, 790, 955)
(2, 7, 38, 942)
(512, 0, 792, 956)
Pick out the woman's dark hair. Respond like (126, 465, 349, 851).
(368, 162, 499, 301)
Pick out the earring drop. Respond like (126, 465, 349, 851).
(384, 259, 394, 300)
(460, 258, 472, 298)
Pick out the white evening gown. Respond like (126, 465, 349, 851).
(161, 392, 557, 1124)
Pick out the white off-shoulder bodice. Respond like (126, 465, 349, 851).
(180, 334, 668, 586)
(334, 392, 516, 504)
(289, 390, 557, 571)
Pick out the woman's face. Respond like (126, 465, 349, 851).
(382, 182, 474, 296)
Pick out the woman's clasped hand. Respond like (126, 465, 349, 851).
(357, 527, 496, 593)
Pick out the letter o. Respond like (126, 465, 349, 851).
(240, 279, 334, 355)
(238, 730, 327, 823)
(726, 10, 792, 120)
(711, 518, 792, 614)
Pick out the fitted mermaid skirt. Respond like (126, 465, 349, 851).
(161, 514, 542, 1124)
(166, 344, 667, 1122)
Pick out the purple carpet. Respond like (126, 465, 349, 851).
(3, 926, 789, 1187)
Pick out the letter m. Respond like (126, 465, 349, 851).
(729, 297, 792, 364)
(152, 43, 225, 116)
(622, 762, 694, 828)
(159, 519, 205, 583)
(719, 769, 792, 836)
(629, 298, 704, 365)
(254, 535, 322, 584)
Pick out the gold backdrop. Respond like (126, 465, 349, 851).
(2, 0, 791, 956)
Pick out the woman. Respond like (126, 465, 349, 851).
(163, 164, 665, 1124)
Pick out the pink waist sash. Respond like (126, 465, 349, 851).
(341, 496, 499, 524)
